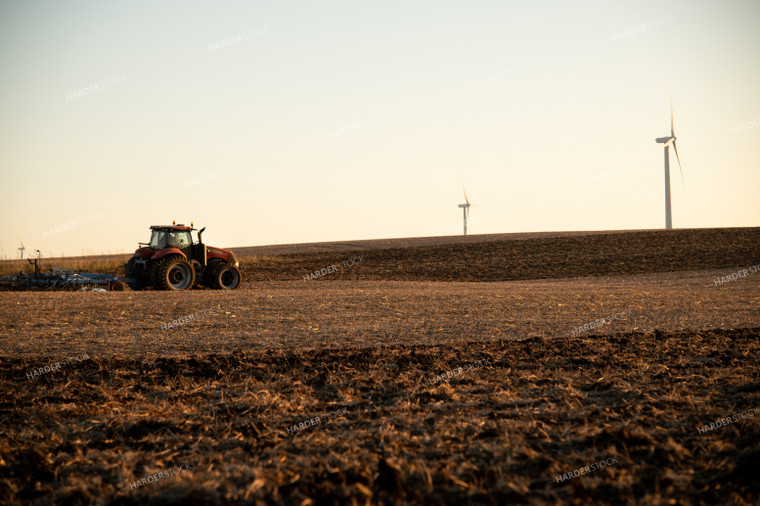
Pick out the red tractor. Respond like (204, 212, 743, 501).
(126, 223, 241, 290)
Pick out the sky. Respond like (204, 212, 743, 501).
(1, 0, 758, 258)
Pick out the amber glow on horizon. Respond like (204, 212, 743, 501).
(0, 0, 758, 258)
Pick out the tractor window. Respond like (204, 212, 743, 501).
(149, 230, 167, 249)
(168, 231, 192, 249)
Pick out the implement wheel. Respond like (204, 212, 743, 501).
(108, 280, 126, 291)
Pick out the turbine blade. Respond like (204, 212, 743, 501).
(670, 96, 675, 137)
(461, 182, 469, 205)
(672, 140, 684, 187)
(16, 233, 24, 248)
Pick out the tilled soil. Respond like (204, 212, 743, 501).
(238, 228, 760, 282)
(0, 268, 758, 359)
(0, 328, 758, 505)
(0, 227, 759, 504)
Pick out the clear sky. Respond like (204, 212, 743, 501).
(1, 0, 758, 258)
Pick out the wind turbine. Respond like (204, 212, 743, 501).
(655, 97, 683, 229)
(17, 234, 26, 259)
(458, 183, 471, 236)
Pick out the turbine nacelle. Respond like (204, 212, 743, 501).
(17, 233, 26, 259)
(458, 202, 470, 221)
(655, 136, 675, 145)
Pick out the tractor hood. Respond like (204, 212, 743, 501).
(133, 246, 154, 258)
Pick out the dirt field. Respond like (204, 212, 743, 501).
(1, 228, 759, 504)
(236, 227, 760, 282)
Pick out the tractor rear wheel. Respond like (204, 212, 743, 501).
(208, 262, 241, 290)
(155, 256, 196, 291)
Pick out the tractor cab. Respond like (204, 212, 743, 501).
(148, 226, 199, 264)
(148, 229, 192, 250)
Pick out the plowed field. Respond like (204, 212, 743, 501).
(1, 228, 759, 505)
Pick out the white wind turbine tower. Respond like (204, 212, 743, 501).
(17, 234, 26, 259)
(458, 183, 471, 235)
(655, 97, 683, 229)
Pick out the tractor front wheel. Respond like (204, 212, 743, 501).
(155, 256, 196, 291)
(208, 262, 241, 290)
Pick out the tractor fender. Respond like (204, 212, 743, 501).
(206, 247, 231, 262)
(151, 248, 187, 262)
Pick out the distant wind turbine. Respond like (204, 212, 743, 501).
(655, 96, 684, 229)
(458, 183, 471, 236)
(17, 234, 26, 259)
